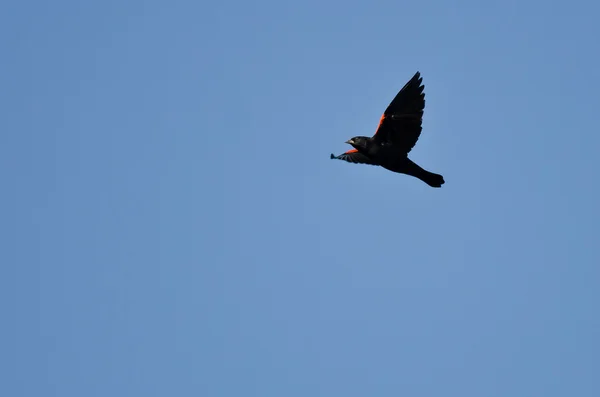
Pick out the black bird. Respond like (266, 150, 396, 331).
(330, 71, 445, 188)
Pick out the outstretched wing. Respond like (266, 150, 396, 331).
(372, 71, 425, 154)
(330, 149, 378, 166)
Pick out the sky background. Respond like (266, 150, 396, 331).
(2, 0, 599, 396)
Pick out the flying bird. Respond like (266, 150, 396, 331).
(330, 71, 445, 188)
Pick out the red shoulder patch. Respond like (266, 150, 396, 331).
(344, 149, 358, 154)
(374, 114, 386, 134)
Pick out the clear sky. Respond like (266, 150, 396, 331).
(2, 0, 599, 396)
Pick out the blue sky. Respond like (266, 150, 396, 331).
(2, 0, 599, 396)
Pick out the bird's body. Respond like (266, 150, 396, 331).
(330, 72, 445, 188)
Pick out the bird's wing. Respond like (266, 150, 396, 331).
(372, 71, 425, 154)
(330, 149, 378, 165)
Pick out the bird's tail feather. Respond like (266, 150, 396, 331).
(405, 159, 445, 188)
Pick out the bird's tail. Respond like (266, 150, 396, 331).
(405, 159, 445, 188)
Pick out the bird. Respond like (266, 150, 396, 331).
(330, 71, 445, 188)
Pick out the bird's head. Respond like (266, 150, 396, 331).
(345, 136, 370, 151)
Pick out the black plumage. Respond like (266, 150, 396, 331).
(330, 72, 445, 188)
